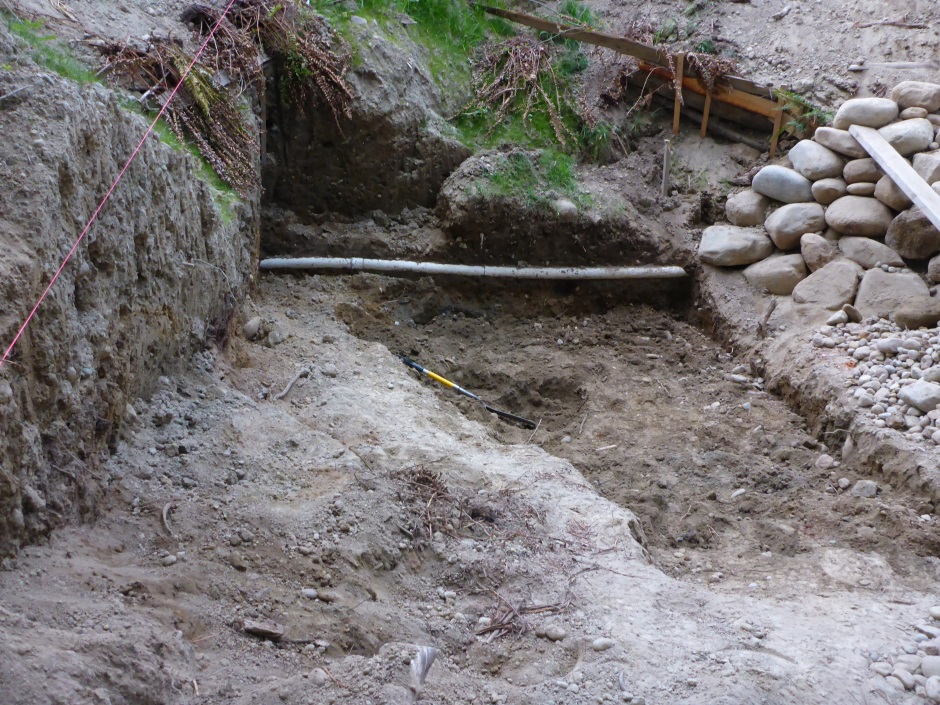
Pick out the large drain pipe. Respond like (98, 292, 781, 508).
(259, 257, 688, 280)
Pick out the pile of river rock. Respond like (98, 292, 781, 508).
(699, 80, 940, 327)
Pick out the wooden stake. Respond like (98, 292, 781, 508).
(661, 139, 671, 198)
(700, 91, 712, 138)
(672, 53, 685, 134)
(769, 95, 785, 157)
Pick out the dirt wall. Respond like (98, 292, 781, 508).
(0, 26, 259, 556)
(261, 24, 470, 218)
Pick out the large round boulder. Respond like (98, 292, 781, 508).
(854, 268, 930, 319)
(791, 260, 862, 310)
(742, 254, 808, 295)
(885, 207, 940, 259)
(751, 165, 813, 203)
(764, 202, 826, 250)
(891, 81, 940, 113)
(874, 175, 913, 211)
(814, 127, 868, 158)
(698, 225, 774, 266)
(832, 97, 899, 130)
(824, 196, 894, 237)
(843, 158, 882, 184)
(913, 151, 940, 185)
(786, 140, 844, 180)
(801, 232, 839, 272)
(838, 237, 905, 269)
(877, 118, 935, 156)
(725, 189, 770, 227)
(811, 178, 847, 205)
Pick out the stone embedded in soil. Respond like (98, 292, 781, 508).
(812, 177, 847, 205)
(309, 668, 329, 687)
(243, 316, 263, 340)
(698, 225, 774, 266)
(751, 165, 813, 203)
(554, 198, 578, 221)
(542, 624, 567, 641)
(765, 202, 826, 250)
(832, 97, 899, 130)
(814, 127, 868, 159)
(899, 380, 940, 413)
(787, 140, 845, 180)
(301, 588, 318, 599)
(791, 260, 862, 309)
(851, 480, 878, 498)
(321, 363, 339, 378)
(592, 637, 616, 651)
(886, 207, 940, 259)
(161, 554, 178, 567)
(801, 233, 839, 272)
(825, 196, 895, 238)
(725, 189, 770, 227)
(878, 118, 936, 156)
(844, 158, 883, 184)
(853, 269, 930, 319)
(892, 81, 940, 112)
(743, 254, 808, 295)
(874, 175, 914, 211)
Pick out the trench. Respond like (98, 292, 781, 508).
(260, 266, 938, 598)
(256, 81, 940, 600)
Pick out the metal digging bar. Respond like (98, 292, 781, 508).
(397, 355, 537, 429)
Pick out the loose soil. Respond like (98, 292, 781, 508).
(5, 270, 940, 705)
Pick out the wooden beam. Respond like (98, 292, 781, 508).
(672, 54, 684, 134)
(700, 91, 712, 138)
(481, 6, 775, 97)
(769, 97, 785, 158)
(849, 125, 940, 233)
(638, 63, 782, 119)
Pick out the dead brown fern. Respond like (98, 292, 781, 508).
(685, 52, 737, 94)
(99, 41, 257, 197)
(466, 36, 573, 146)
(188, 0, 353, 126)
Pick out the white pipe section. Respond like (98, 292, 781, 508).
(259, 257, 687, 280)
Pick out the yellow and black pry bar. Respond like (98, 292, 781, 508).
(397, 355, 537, 429)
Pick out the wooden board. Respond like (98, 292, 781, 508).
(638, 63, 781, 119)
(481, 6, 775, 97)
(849, 125, 940, 233)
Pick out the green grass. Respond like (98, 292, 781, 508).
(558, 0, 596, 27)
(310, 0, 514, 88)
(479, 149, 591, 208)
(3, 13, 98, 84)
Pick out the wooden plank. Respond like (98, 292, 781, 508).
(849, 125, 940, 233)
(700, 91, 712, 138)
(769, 98, 785, 158)
(481, 6, 774, 97)
(672, 54, 684, 134)
(638, 63, 781, 119)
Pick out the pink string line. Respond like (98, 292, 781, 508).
(0, 0, 239, 369)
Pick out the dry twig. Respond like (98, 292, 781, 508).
(466, 36, 573, 145)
